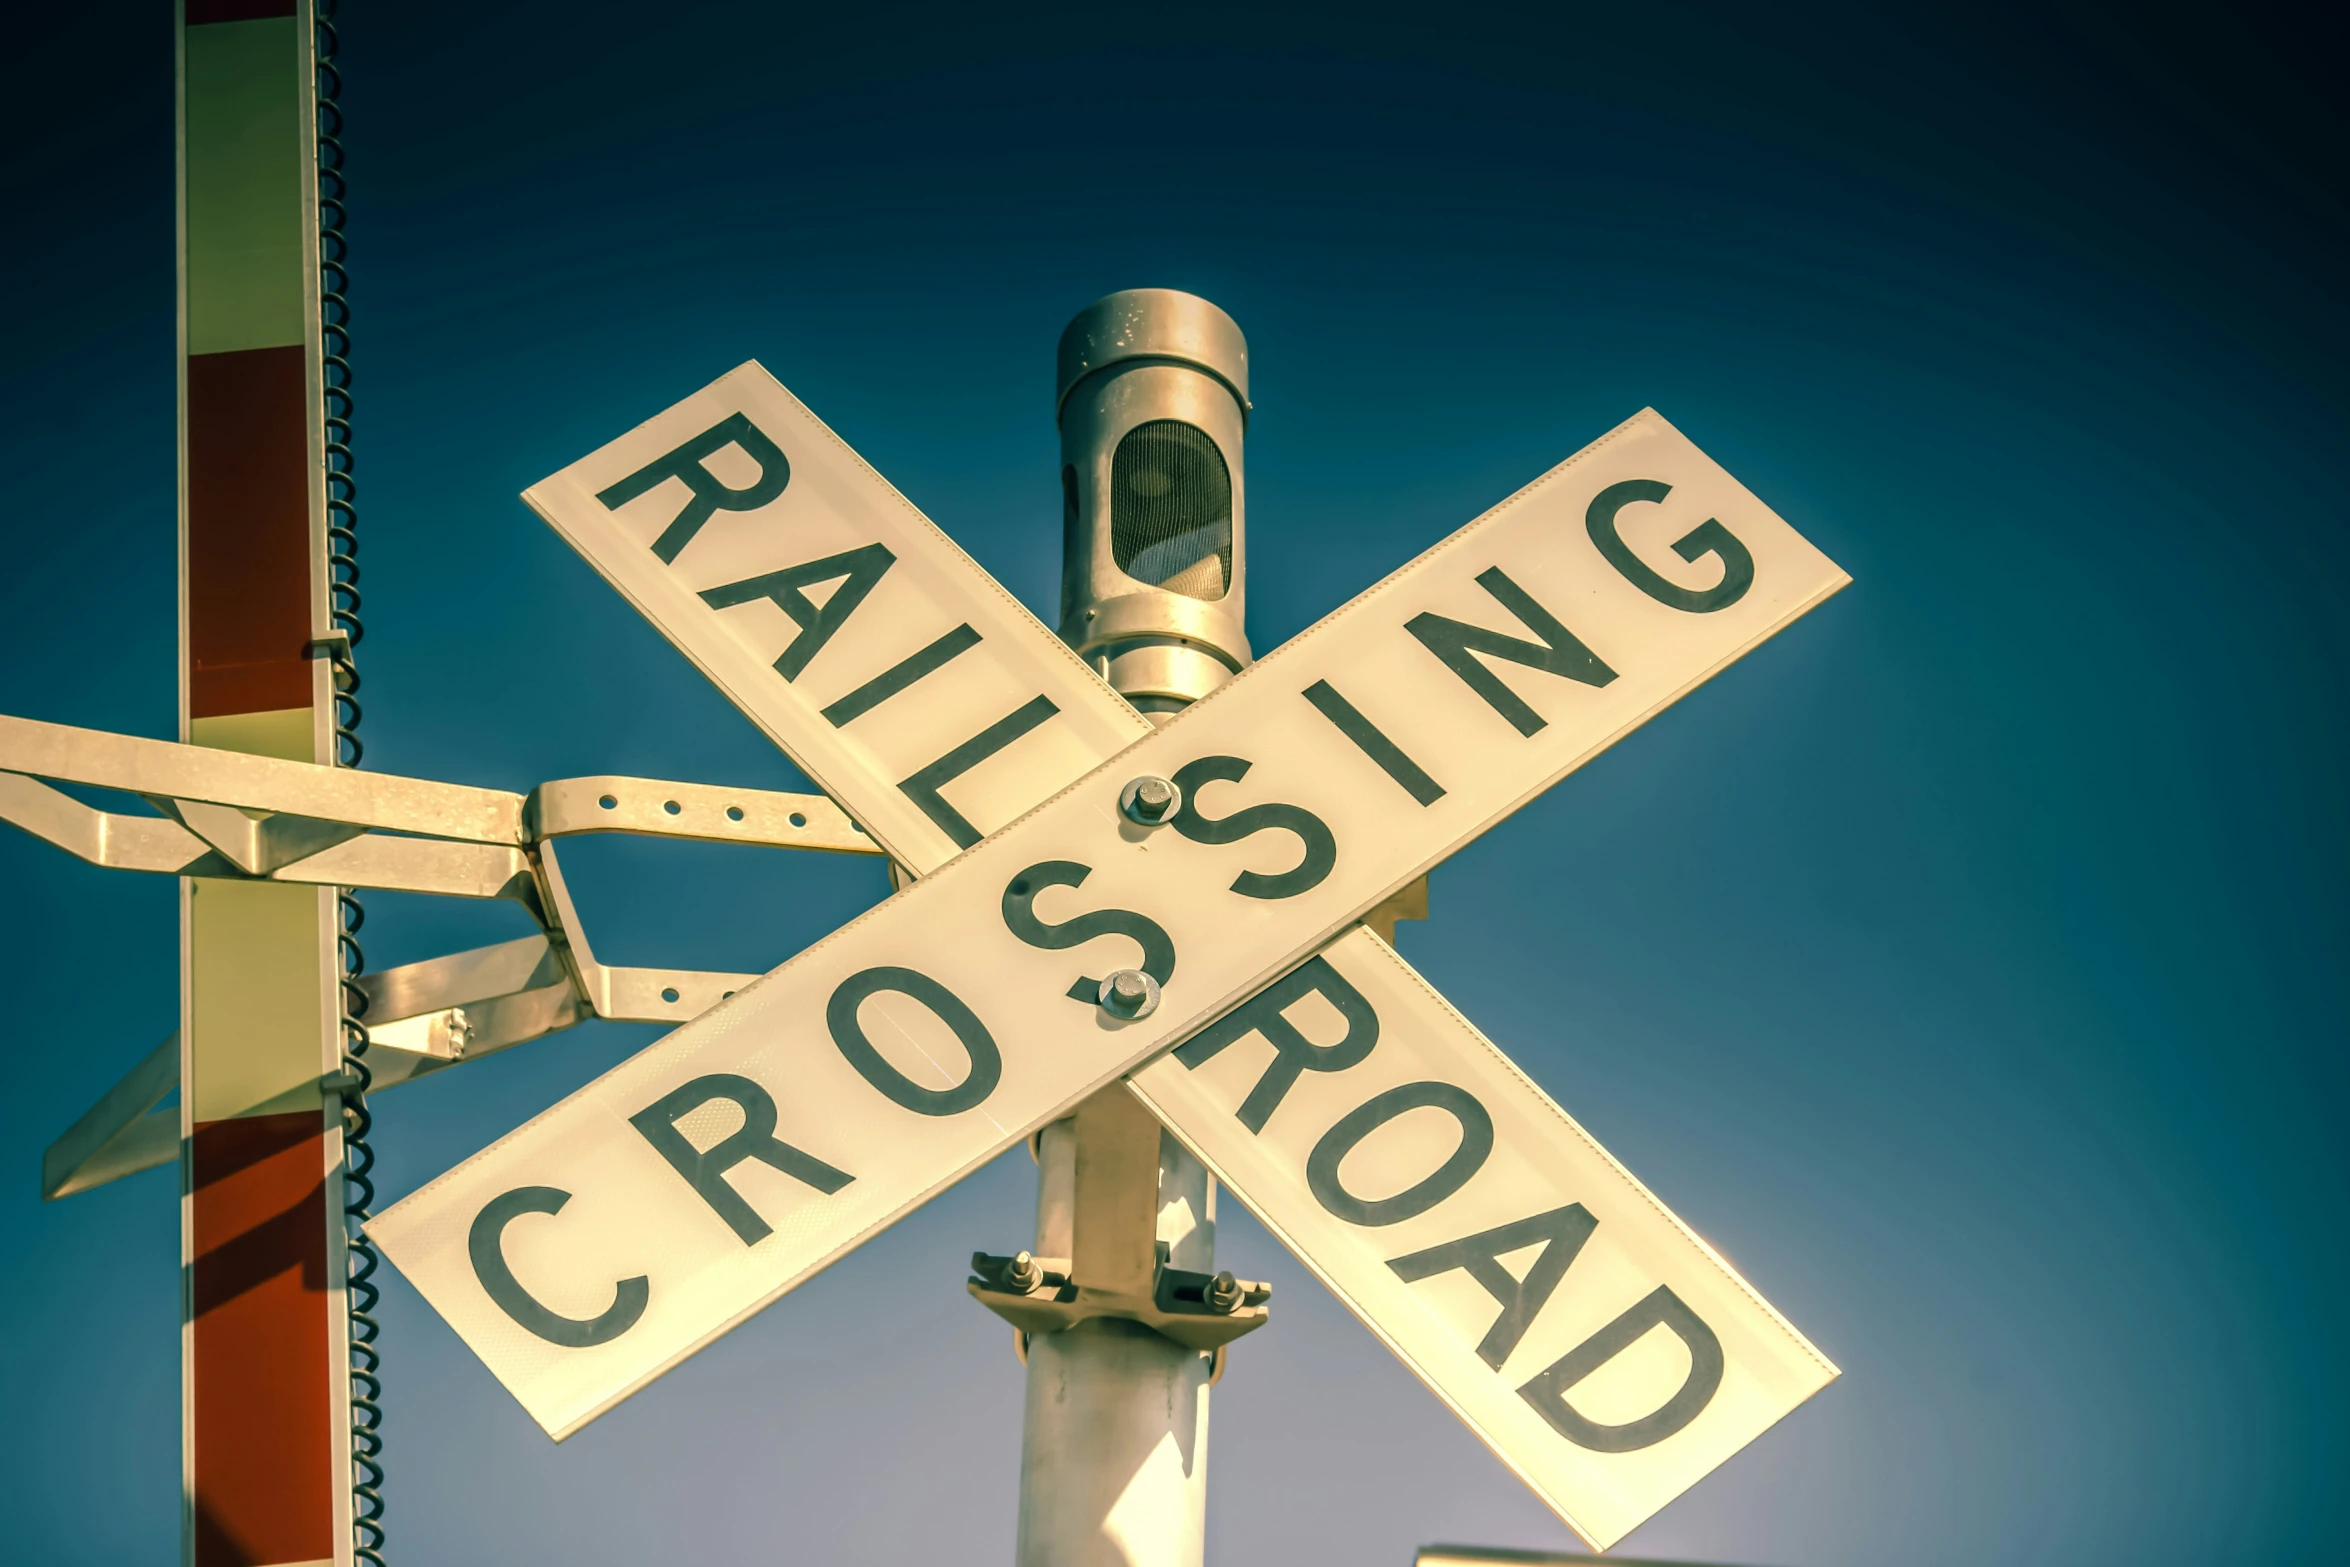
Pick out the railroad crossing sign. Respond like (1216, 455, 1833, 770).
(375, 367, 1846, 1548)
(7, 347, 1847, 1554)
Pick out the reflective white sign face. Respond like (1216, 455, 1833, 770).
(1132, 927, 1837, 1550)
(374, 398, 1846, 1493)
(521, 362, 1153, 872)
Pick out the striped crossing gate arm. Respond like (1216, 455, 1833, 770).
(179, 3, 351, 1563)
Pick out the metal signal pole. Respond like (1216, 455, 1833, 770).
(1008, 289, 1256, 1567)
(997, 290, 1434, 1563)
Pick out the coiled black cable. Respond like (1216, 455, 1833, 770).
(315, 5, 386, 1561)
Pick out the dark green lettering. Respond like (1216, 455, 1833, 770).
(1405, 568, 1616, 738)
(1387, 1204, 1597, 1369)
(467, 1186, 647, 1349)
(1168, 755, 1337, 900)
(700, 543, 895, 682)
(1585, 478, 1754, 613)
(596, 411, 791, 563)
(897, 695, 1061, 849)
(629, 1074, 853, 1246)
(1001, 860, 1177, 1005)
(827, 967, 1002, 1116)
(1517, 1285, 1725, 1451)
(1306, 1081, 1494, 1226)
(1176, 955, 1377, 1132)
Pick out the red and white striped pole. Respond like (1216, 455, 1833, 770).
(177, 3, 354, 1562)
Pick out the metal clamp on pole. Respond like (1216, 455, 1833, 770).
(967, 1236, 1271, 1354)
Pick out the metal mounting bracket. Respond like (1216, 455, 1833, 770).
(6, 705, 905, 1197)
(0, 713, 884, 906)
(534, 839, 762, 1025)
(967, 1243, 1271, 1353)
(37, 931, 597, 1199)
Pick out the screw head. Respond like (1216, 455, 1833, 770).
(1119, 774, 1183, 826)
(1098, 967, 1161, 1020)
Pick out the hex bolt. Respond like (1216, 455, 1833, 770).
(1098, 967, 1161, 1020)
(1119, 774, 1183, 826)
(1205, 1271, 1244, 1314)
(1007, 1250, 1043, 1294)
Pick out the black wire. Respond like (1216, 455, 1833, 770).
(315, 5, 385, 1560)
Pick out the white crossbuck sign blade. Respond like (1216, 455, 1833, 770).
(371, 365, 1846, 1549)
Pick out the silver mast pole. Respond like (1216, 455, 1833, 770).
(1013, 289, 1255, 1567)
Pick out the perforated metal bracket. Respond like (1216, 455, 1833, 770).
(528, 775, 878, 855)
(0, 714, 884, 908)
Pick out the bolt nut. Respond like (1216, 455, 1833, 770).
(1205, 1270, 1245, 1314)
(972, 1250, 1047, 1296)
(1119, 774, 1183, 826)
(1098, 967, 1161, 1020)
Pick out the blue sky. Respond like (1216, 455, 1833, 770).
(2, 4, 2344, 1563)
